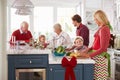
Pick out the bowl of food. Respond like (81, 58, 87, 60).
(53, 46, 66, 56)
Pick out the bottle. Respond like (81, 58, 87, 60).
(16, 41, 19, 50)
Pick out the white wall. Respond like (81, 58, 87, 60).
(0, 0, 7, 80)
(102, 0, 114, 28)
(0, 0, 2, 79)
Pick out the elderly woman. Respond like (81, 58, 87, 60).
(50, 23, 72, 48)
(81, 10, 112, 80)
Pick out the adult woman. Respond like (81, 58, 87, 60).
(81, 10, 112, 80)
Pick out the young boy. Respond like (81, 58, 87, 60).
(66, 36, 88, 54)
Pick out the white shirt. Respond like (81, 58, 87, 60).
(19, 29, 27, 34)
(50, 31, 72, 48)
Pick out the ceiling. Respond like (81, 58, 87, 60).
(7, 0, 81, 7)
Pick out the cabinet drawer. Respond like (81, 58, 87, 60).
(14, 55, 48, 68)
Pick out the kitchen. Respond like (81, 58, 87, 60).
(1, 0, 120, 80)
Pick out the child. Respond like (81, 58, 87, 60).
(38, 35, 49, 48)
(66, 36, 88, 53)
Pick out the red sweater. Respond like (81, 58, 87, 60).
(89, 26, 110, 58)
(10, 29, 32, 43)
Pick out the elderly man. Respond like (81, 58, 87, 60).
(10, 21, 32, 44)
(50, 23, 72, 48)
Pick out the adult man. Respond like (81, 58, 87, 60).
(10, 21, 32, 44)
(72, 14, 89, 46)
(50, 23, 72, 48)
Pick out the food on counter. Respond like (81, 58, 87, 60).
(54, 46, 66, 56)
(70, 52, 79, 58)
(66, 52, 72, 56)
(66, 51, 87, 59)
(66, 52, 79, 58)
(28, 38, 48, 49)
(56, 46, 65, 53)
(70, 53, 77, 57)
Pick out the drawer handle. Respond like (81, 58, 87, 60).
(30, 60, 32, 64)
(50, 68, 52, 71)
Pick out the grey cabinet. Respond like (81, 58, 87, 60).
(49, 64, 94, 80)
(8, 54, 94, 80)
(83, 64, 94, 80)
(8, 54, 48, 80)
(49, 64, 83, 80)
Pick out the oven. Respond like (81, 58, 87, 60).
(115, 58, 120, 80)
(113, 49, 120, 80)
(16, 69, 46, 80)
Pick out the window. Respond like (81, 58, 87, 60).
(7, 8, 30, 40)
(33, 7, 54, 39)
(57, 7, 76, 37)
(7, 7, 78, 42)
(7, 8, 30, 42)
(10, 8, 30, 33)
(7, 8, 30, 49)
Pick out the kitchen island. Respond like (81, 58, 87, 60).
(7, 49, 95, 80)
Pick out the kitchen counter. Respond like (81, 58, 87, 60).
(49, 58, 95, 64)
(8, 53, 95, 80)
(7, 49, 95, 64)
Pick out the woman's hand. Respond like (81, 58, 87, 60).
(78, 53, 90, 58)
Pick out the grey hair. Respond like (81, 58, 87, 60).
(53, 23, 62, 30)
(20, 21, 29, 27)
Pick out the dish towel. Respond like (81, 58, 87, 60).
(62, 57, 77, 80)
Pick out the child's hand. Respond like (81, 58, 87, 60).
(65, 48, 71, 51)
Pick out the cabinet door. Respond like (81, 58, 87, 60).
(49, 64, 82, 80)
(83, 64, 94, 80)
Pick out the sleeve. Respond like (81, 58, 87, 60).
(80, 27, 89, 46)
(64, 33, 72, 48)
(88, 47, 93, 51)
(29, 31, 33, 39)
(89, 27, 110, 58)
(47, 33, 55, 48)
(10, 31, 17, 44)
(80, 46, 89, 53)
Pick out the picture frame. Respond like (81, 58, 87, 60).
(85, 9, 98, 31)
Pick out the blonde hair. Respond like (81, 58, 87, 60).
(39, 35, 45, 39)
(94, 10, 113, 30)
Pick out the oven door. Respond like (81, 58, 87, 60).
(16, 69, 46, 80)
(115, 59, 120, 80)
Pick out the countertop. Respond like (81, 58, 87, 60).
(7, 49, 95, 64)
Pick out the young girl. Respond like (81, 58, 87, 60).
(66, 36, 88, 53)
(38, 35, 49, 48)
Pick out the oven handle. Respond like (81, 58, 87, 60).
(113, 58, 120, 61)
